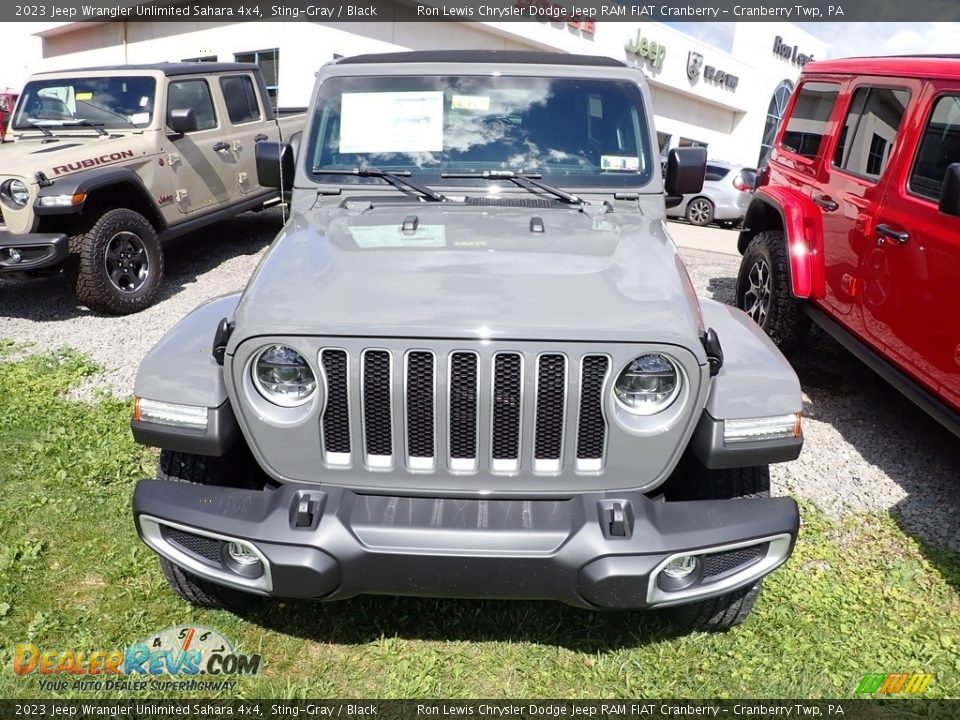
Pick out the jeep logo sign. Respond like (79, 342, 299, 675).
(625, 29, 666, 68)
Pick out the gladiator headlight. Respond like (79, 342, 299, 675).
(1, 179, 29, 207)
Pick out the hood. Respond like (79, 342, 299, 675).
(231, 201, 706, 347)
(0, 133, 154, 183)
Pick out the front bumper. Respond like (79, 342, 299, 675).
(133, 479, 799, 610)
(0, 230, 69, 271)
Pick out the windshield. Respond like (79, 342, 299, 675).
(308, 75, 654, 188)
(12, 76, 157, 130)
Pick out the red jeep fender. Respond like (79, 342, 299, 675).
(739, 187, 826, 300)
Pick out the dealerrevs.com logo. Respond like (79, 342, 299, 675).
(14, 625, 260, 692)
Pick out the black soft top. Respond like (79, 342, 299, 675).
(32, 62, 259, 77)
(335, 50, 625, 67)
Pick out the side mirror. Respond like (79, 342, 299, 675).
(168, 108, 197, 135)
(665, 147, 707, 208)
(256, 141, 294, 191)
(938, 162, 960, 217)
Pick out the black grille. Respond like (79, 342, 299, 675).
(702, 543, 767, 578)
(162, 527, 221, 564)
(406, 352, 435, 458)
(576, 356, 609, 460)
(491, 353, 522, 460)
(534, 354, 566, 461)
(321, 349, 350, 454)
(449, 353, 478, 460)
(363, 350, 393, 456)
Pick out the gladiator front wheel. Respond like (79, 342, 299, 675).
(72, 208, 163, 314)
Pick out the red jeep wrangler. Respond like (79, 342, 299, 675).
(735, 56, 960, 437)
(0, 91, 17, 141)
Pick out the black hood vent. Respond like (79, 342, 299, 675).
(465, 196, 567, 209)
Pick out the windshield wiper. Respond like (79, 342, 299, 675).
(441, 170, 585, 205)
(66, 119, 108, 136)
(26, 121, 53, 137)
(27, 119, 107, 136)
(314, 167, 447, 202)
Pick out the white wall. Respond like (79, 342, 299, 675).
(30, 18, 827, 166)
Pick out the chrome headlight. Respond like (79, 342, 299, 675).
(614, 353, 682, 415)
(2, 179, 29, 207)
(251, 345, 317, 407)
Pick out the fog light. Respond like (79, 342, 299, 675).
(657, 554, 702, 592)
(663, 555, 698, 579)
(7, 248, 22, 264)
(226, 542, 260, 565)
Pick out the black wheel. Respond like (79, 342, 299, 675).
(663, 462, 770, 631)
(154, 450, 258, 611)
(735, 230, 809, 352)
(685, 197, 714, 226)
(72, 208, 163, 314)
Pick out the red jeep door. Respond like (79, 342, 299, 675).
(862, 83, 960, 412)
(812, 81, 914, 325)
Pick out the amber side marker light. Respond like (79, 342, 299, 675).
(133, 397, 208, 431)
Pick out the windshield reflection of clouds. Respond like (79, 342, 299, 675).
(311, 75, 653, 187)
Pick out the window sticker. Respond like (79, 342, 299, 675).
(601, 155, 640, 172)
(130, 112, 150, 124)
(451, 94, 490, 111)
(76, 92, 93, 101)
(339, 91, 444, 153)
(349, 224, 446, 249)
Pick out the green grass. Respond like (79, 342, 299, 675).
(0, 344, 958, 699)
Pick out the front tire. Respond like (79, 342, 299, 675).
(154, 450, 258, 611)
(663, 462, 770, 631)
(735, 230, 809, 352)
(685, 197, 714, 226)
(72, 208, 163, 314)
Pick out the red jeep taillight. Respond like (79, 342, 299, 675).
(733, 177, 752, 192)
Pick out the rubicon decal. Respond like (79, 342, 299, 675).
(13, 625, 260, 692)
(52, 150, 135, 176)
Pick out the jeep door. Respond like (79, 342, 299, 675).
(861, 82, 960, 411)
(164, 76, 235, 214)
(812, 79, 914, 323)
(218, 73, 275, 195)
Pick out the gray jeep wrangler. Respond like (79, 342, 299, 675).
(131, 51, 803, 631)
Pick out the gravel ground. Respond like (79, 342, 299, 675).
(1, 213, 958, 552)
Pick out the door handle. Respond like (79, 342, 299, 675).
(813, 194, 839, 212)
(254, 133, 268, 142)
(876, 224, 909, 244)
(212, 141, 230, 152)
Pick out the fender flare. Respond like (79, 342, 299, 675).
(34, 166, 167, 230)
(738, 187, 825, 299)
(132, 293, 241, 455)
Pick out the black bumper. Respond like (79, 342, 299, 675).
(0, 230, 69, 271)
(133, 480, 799, 610)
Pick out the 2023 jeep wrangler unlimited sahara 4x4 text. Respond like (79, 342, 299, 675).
(0, 63, 303, 314)
(130, 52, 804, 631)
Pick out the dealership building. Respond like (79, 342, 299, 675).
(26, 14, 826, 168)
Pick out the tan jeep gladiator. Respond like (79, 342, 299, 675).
(0, 63, 304, 314)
